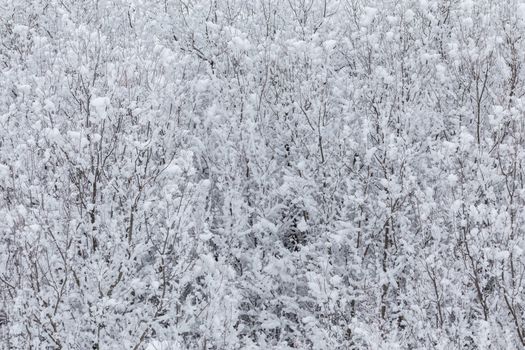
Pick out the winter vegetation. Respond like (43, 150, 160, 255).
(1, 0, 525, 348)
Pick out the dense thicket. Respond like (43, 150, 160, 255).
(1, 0, 525, 348)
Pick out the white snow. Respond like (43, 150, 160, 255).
(91, 96, 110, 119)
